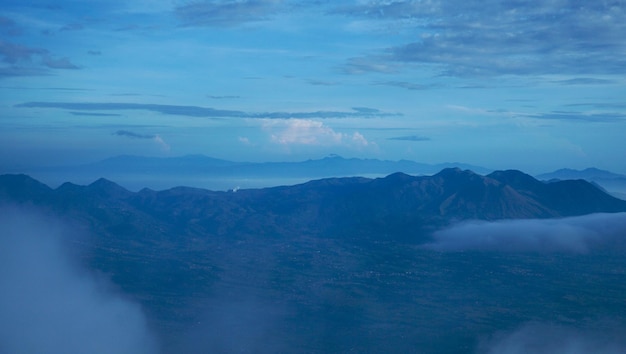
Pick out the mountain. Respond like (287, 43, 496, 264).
(3, 170, 626, 353)
(536, 167, 626, 200)
(536, 167, 626, 181)
(2, 168, 625, 242)
(15, 154, 491, 191)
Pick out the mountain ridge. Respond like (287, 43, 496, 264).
(2, 168, 625, 243)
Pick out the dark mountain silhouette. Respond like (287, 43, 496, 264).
(2, 169, 625, 243)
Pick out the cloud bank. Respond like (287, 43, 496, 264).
(479, 321, 626, 354)
(0, 206, 159, 354)
(425, 213, 626, 253)
(16, 101, 398, 119)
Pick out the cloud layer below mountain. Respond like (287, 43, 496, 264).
(0, 205, 159, 354)
(479, 321, 626, 354)
(425, 212, 626, 253)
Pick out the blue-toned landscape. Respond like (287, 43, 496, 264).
(2, 1, 626, 353)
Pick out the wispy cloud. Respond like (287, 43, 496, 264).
(335, 1, 626, 77)
(175, 0, 285, 27)
(531, 111, 626, 123)
(71, 112, 121, 117)
(207, 95, 240, 99)
(387, 135, 430, 142)
(0, 40, 80, 77)
(16, 101, 400, 119)
(551, 78, 616, 86)
(374, 81, 437, 90)
(113, 130, 155, 139)
(0, 16, 22, 36)
(340, 56, 397, 74)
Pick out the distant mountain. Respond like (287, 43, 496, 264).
(536, 167, 626, 181)
(536, 168, 626, 200)
(18, 154, 492, 191)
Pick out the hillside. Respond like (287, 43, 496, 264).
(2, 170, 626, 353)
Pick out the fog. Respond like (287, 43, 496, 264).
(0, 206, 159, 354)
(171, 295, 290, 354)
(425, 212, 626, 253)
(479, 321, 626, 354)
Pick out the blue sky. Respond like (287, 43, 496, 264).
(1, 0, 625, 174)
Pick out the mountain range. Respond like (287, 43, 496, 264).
(2, 169, 626, 353)
(13, 154, 491, 191)
(12, 154, 626, 200)
(3, 168, 625, 243)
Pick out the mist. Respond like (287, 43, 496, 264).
(478, 321, 626, 354)
(0, 205, 159, 354)
(425, 212, 626, 253)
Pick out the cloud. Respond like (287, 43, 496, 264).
(265, 119, 342, 145)
(531, 111, 626, 123)
(0, 16, 22, 36)
(114, 129, 156, 139)
(263, 118, 373, 149)
(350, 131, 370, 147)
(479, 321, 626, 354)
(0, 40, 47, 64)
(42, 56, 80, 69)
(175, 0, 284, 27)
(71, 111, 121, 117)
(335, 1, 626, 77)
(387, 135, 430, 142)
(424, 213, 626, 253)
(59, 23, 85, 31)
(552, 78, 616, 86)
(0, 205, 159, 354)
(207, 95, 240, 99)
(374, 80, 436, 90)
(351, 106, 380, 114)
(113, 130, 170, 151)
(0, 40, 80, 76)
(16, 101, 399, 119)
(341, 56, 397, 74)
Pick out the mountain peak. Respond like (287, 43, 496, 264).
(487, 170, 544, 190)
(434, 167, 478, 180)
(0, 174, 52, 200)
(87, 178, 130, 197)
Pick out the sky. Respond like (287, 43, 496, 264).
(1, 0, 625, 174)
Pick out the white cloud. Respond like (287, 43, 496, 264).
(424, 213, 626, 253)
(263, 119, 371, 148)
(351, 131, 370, 147)
(0, 205, 159, 354)
(479, 321, 626, 354)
